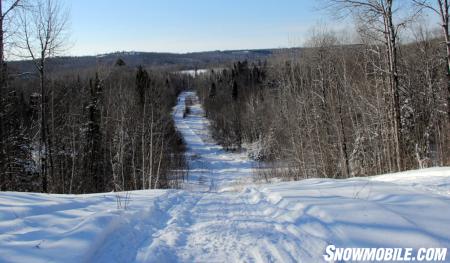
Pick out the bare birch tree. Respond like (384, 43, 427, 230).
(15, 0, 69, 192)
(326, 0, 412, 171)
(413, 0, 450, 120)
(1, 0, 23, 79)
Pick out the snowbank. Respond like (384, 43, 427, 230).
(0, 168, 449, 262)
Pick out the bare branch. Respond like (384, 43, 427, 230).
(2, 0, 23, 19)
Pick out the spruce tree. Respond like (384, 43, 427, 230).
(136, 66, 150, 105)
(82, 74, 104, 193)
(209, 82, 216, 99)
(232, 81, 238, 101)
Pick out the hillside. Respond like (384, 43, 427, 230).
(7, 49, 283, 76)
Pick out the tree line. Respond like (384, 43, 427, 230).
(1, 62, 189, 193)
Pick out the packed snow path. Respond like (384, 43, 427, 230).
(1, 170, 450, 262)
(173, 91, 255, 191)
(0, 91, 449, 262)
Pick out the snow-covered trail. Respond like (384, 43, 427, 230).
(173, 91, 255, 191)
(2, 170, 450, 263)
(1, 91, 450, 262)
(91, 92, 450, 262)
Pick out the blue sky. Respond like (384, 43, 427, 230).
(62, 0, 327, 55)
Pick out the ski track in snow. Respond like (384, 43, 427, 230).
(173, 91, 255, 191)
(0, 91, 450, 263)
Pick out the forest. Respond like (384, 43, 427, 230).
(0, 0, 191, 193)
(1, 61, 191, 193)
(195, 1, 450, 180)
(1, 0, 450, 193)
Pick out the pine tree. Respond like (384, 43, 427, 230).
(115, 58, 126, 67)
(209, 82, 216, 99)
(136, 66, 150, 105)
(232, 81, 238, 101)
(82, 74, 104, 193)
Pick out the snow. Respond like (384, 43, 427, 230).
(0, 190, 167, 263)
(178, 69, 209, 77)
(0, 91, 449, 262)
(173, 91, 255, 191)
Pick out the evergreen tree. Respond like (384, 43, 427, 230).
(82, 74, 104, 193)
(209, 82, 216, 99)
(115, 58, 126, 67)
(232, 81, 238, 101)
(136, 66, 150, 105)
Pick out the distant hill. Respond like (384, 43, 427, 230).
(7, 49, 290, 75)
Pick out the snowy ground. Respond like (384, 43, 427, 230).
(0, 91, 449, 263)
(173, 91, 255, 191)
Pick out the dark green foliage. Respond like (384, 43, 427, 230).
(209, 82, 216, 99)
(115, 58, 126, 67)
(136, 66, 150, 105)
(232, 81, 238, 101)
(81, 74, 104, 193)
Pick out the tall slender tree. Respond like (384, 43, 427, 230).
(413, 0, 450, 120)
(83, 74, 104, 193)
(327, 0, 407, 171)
(16, 0, 69, 192)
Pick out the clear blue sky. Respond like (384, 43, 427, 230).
(61, 0, 328, 56)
